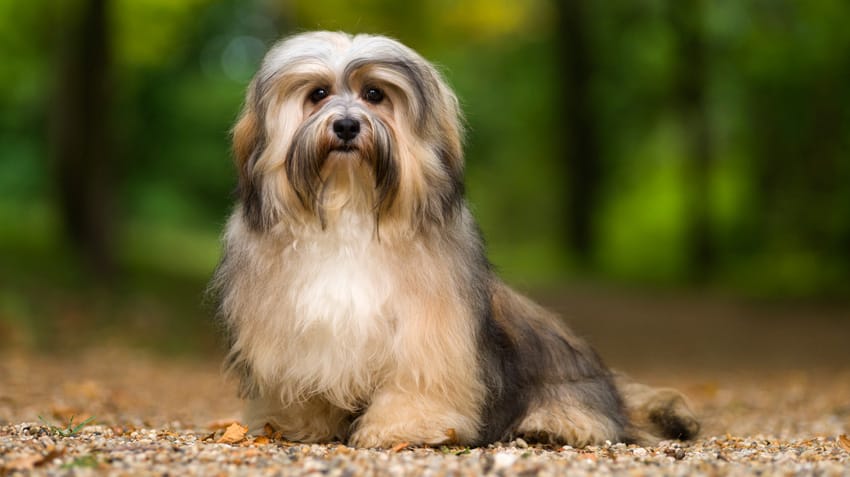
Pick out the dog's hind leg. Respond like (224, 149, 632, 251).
(514, 380, 627, 447)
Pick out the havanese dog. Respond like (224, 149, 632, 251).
(211, 31, 699, 448)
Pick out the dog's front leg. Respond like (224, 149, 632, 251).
(348, 384, 481, 448)
(244, 394, 352, 443)
(348, 298, 487, 448)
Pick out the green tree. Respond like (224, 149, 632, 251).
(670, 0, 714, 282)
(51, 0, 115, 276)
(556, 0, 602, 267)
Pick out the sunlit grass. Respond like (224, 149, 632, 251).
(119, 220, 221, 282)
(0, 198, 221, 282)
(596, 121, 689, 284)
(0, 198, 221, 354)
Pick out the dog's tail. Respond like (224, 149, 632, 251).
(614, 373, 701, 445)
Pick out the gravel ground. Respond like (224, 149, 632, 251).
(2, 348, 849, 476)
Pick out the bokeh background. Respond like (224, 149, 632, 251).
(2, 0, 849, 364)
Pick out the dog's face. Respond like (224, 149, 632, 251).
(233, 32, 466, 233)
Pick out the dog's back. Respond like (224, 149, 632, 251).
(483, 281, 699, 445)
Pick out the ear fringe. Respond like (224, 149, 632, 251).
(232, 82, 271, 231)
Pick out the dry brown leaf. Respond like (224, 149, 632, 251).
(252, 436, 270, 445)
(333, 445, 353, 455)
(391, 441, 410, 452)
(217, 422, 248, 444)
(41, 448, 64, 465)
(838, 434, 850, 453)
(263, 422, 275, 437)
(65, 379, 104, 400)
(206, 418, 239, 430)
(50, 404, 79, 422)
(4, 453, 45, 471)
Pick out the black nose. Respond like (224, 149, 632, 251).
(333, 118, 360, 141)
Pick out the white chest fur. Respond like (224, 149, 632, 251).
(227, 211, 398, 410)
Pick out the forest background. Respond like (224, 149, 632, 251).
(2, 0, 849, 354)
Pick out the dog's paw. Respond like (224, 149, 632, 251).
(515, 398, 623, 447)
(347, 427, 396, 449)
(348, 423, 455, 448)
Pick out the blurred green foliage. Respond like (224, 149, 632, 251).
(1, 0, 849, 350)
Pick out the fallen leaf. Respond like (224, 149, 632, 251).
(39, 447, 64, 466)
(253, 436, 270, 445)
(4, 453, 44, 471)
(333, 445, 353, 455)
(217, 422, 248, 444)
(838, 434, 850, 453)
(207, 418, 239, 430)
(263, 422, 275, 437)
(50, 405, 79, 422)
(65, 380, 104, 400)
(391, 441, 410, 452)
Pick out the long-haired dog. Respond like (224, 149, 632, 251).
(211, 31, 699, 448)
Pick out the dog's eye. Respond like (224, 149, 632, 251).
(309, 88, 329, 103)
(363, 88, 384, 104)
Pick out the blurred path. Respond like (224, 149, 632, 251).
(1, 287, 849, 475)
(539, 285, 850, 373)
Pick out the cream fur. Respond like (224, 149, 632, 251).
(219, 206, 487, 443)
(213, 31, 699, 448)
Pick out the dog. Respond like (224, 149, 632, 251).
(211, 31, 699, 448)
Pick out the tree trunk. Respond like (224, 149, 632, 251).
(51, 0, 114, 277)
(670, 0, 714, 282)
(557, 0, 600, 267)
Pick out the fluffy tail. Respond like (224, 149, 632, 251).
(614, 373, 701, 445)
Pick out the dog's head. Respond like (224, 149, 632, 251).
(233, 31, 465, 233)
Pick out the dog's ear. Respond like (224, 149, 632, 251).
(232, 81, 269, 231)
(405, 60, 465, 175)
(419, 62, 466, 216)
(435, 75, 464, 186)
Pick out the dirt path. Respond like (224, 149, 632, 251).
(1, 288, 849, 475)
(1, 347, 848, 475)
